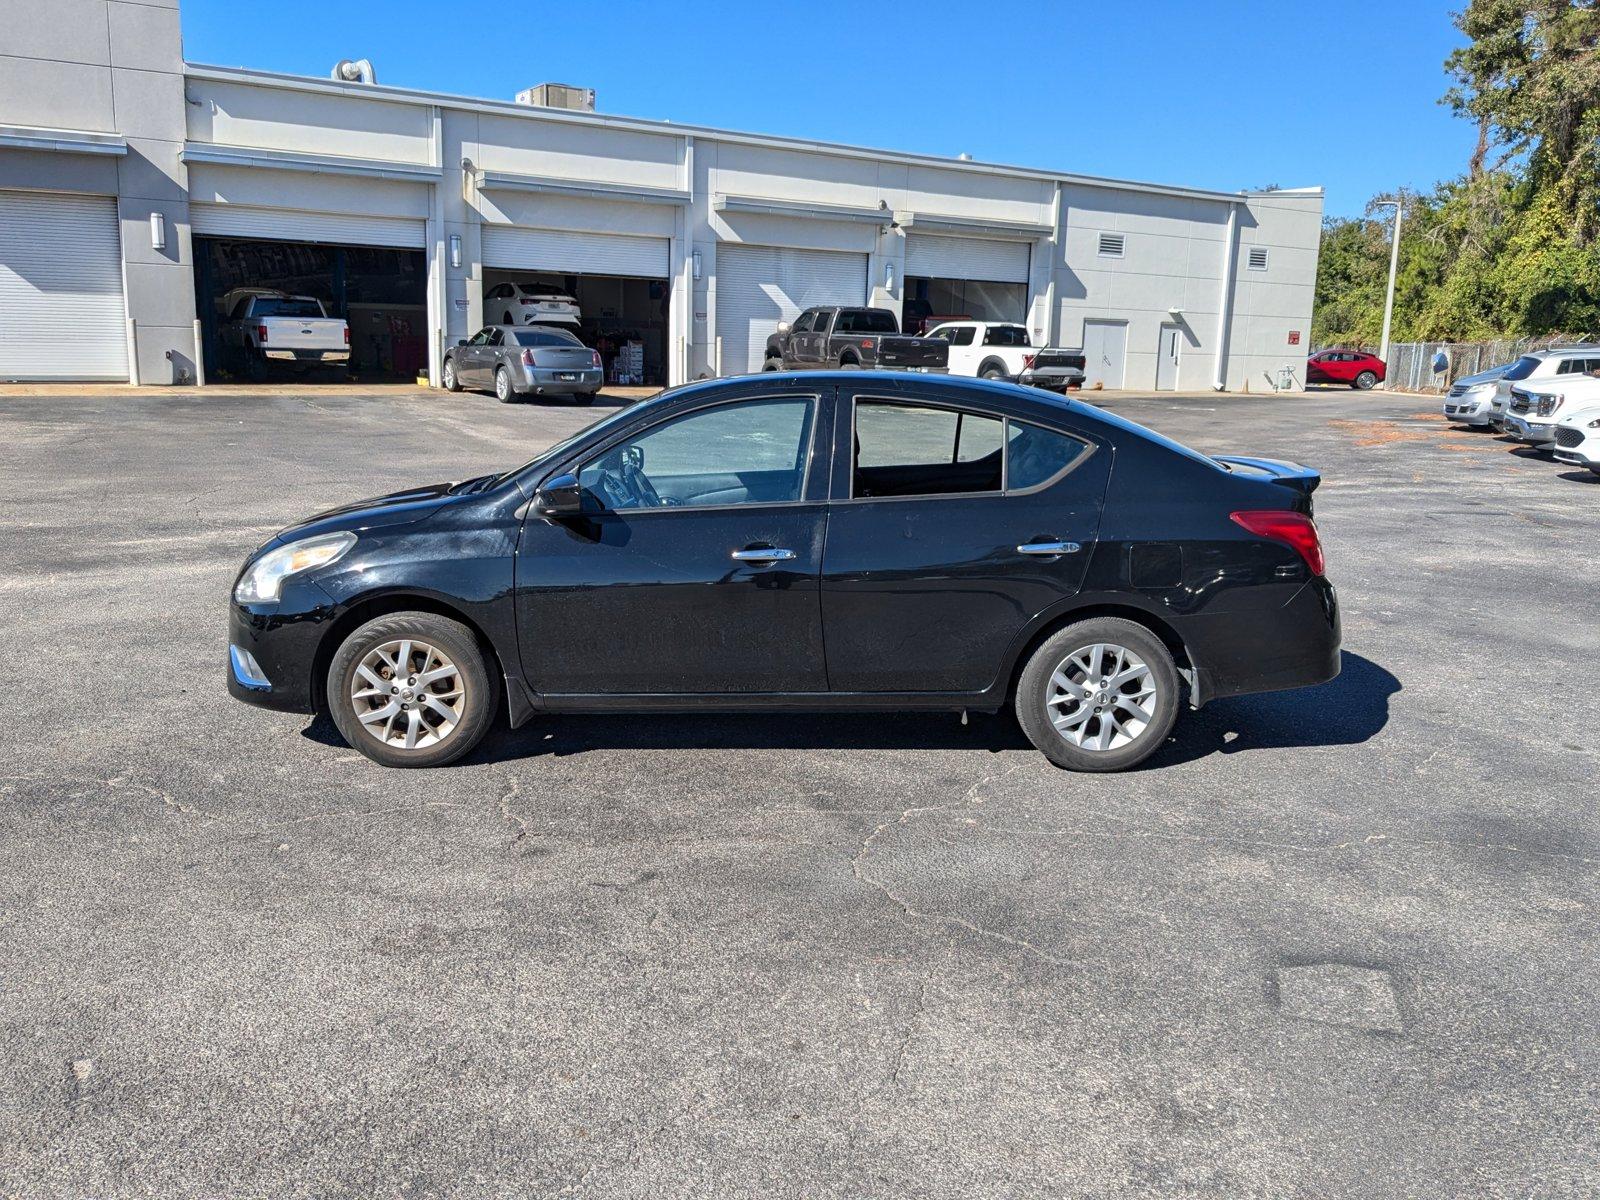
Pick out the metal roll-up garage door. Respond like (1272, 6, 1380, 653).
(481, 227, 669, 278)
(0, 190, 129, 381)
(716, 244, 867, 374)
(189, 204, 425, 248)
(904, 233, 1030, 283)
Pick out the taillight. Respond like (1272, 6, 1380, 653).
(591, 350, 602, 369)
(343, 327, 350, 345)
(257, 323, 269, 343)
(522, 349, 537, 367)
(1230, 510, 1325, 576)
(520, 297, 535, 304)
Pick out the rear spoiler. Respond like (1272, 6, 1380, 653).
(1211, 455, 1321, 498)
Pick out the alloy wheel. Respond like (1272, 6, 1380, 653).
(1045, 642, 1158, 752)
(350, 639, 465, 750)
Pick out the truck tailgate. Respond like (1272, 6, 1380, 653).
(877, 336, 949, 369)
(260, 317, 346, 350)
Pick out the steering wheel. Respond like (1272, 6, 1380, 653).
(623, 458, 662, 507)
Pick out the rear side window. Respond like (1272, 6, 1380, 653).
(853, 401, 1091, 499)
(983, 326, 1031, 347)
(512, 329, 583, 347)
(1006, 421, 1083, 491)
(839, 310, 897, 335)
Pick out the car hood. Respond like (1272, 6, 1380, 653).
(274, 482, 459, 543)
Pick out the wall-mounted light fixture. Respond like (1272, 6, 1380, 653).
(149, 211, 166, 252)
(691, 249, 702, 281)
(449, 233, 462, 270)
(884, 261, 896, 294)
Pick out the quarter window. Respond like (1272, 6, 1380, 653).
(1006, 420, 1084, 491)
(577, 397, 815, 510)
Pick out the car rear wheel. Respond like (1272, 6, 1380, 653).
(1353, 370, 1378, 390)
(761, 358, 782, 372)
(1015, 617, 1180, 772)
(980, 363, 1008, 380)
(442, 358, 460, 392)
(495, 367, 515, 403)
(327, 612, 498, 768)
(839, 359, 862, 370)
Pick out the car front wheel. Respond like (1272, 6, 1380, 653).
(1353, 370, 1378, 390)
(442, 358, 460, 392)
(327, 612, 498, 768)
(1015, 617, 1180, 772)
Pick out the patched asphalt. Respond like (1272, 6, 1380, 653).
(1, 385, 1596, 1198)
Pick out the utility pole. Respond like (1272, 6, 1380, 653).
(1377, 197, 1404, 368)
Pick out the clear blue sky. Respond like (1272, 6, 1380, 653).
(180, 0, 1473, 220)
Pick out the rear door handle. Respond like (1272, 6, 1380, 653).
(731, 547, 796, 564)
(1017, 540, 1080, 556)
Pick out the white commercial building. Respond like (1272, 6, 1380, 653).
(0, 1, 1322, 391)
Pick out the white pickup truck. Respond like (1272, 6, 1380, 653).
(220, 289, 350, 379)
(925, 320, 1086, 391)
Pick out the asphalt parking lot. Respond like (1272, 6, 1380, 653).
(2, 384, 1596, 1198)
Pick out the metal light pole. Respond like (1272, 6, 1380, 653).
(1377, 198, 1404, 367)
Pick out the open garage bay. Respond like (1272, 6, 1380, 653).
(1, 389, 1595, 1197)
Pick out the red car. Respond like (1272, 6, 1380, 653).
(1306, 348, 1386, 390)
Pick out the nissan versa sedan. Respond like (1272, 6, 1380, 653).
(227, 373, 1341, 773)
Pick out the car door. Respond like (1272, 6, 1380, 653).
(802, 310, 833, 367)
(515, 388, 832, 696)
(459, 328, 493, 384)
(819, 388, 1112, 693)
(786, 310, 816, 366)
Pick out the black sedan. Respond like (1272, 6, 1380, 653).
(227, 373, 1340, 772)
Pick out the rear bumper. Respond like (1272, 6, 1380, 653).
(1020, 367, 1086, 390)
(1182, 576, 1341, 707)
(263, 349, 350, 363)
(516, 365, 603, 394)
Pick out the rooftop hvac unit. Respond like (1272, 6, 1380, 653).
(515, 83, 596, 112)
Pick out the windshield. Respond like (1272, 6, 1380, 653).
(1502, 356, 1542, 381)
(253, 298, 324, 318)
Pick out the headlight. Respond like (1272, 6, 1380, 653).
(1588, 418, 1600, 429)
(234, 531, 356, 604)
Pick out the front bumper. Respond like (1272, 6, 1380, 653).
(1443, 399, 1491, 424)
(226, 576, 339, 714)
(516, 366, 603, 395)
(1504, 414, 1557, 444)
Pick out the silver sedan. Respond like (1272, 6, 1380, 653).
(442, 325, 604, 403)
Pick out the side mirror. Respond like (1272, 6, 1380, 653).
(533, 472, 584, 517)
(456, 339, 467, 347)
(776, 321, 791, 335)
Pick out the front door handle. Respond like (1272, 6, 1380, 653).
(731, 547, 796, 565)
(1017, 540, 1081, 556)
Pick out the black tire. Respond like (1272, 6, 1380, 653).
(1353, 370, 1378, 390)
(1014, 617, 1181, 773)
(761, 358, 783, 372)
(839, 358, 862, 371)
(980, 361, 1009, 380)
(442, 356, 461, 392)
(245, 351, 268, 382)
(494, 367, 516, 404)
(326, 611, 498, 768)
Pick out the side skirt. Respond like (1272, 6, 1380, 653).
(522, 690, 1008, 720)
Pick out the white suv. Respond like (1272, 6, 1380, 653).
(1481, 347, 1600, 430)
(1504, 365, 1600, 449)
(1552, 404, 1600, 476)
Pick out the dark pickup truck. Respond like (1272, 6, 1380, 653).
(762, 306, 949, 373)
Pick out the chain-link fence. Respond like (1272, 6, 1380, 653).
(1378, 335, 1597, 393)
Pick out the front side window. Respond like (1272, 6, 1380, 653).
(467, 329, 492, 346)
(983, 325, 1031, 347)
(947, 326, 976, 347)
(790, 311, 815, 334)
(576, 397, 815, 510)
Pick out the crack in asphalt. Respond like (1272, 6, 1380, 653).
(848, 762, 1073, 967)
(885, 975, 930, 1092)
(496, 776, 531, 845)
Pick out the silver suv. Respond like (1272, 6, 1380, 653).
(1481, 347, 1600, 431)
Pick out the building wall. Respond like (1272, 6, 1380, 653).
(0, 0, 196, 384)
(1, 5, 1321, 391)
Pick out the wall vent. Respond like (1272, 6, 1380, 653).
(1097, 232, 1125, 258)
(1247, 247, 1270, 271)
(515, 83, 596, 112)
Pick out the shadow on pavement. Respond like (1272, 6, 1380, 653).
(301, 649, 1397, 770)
(1149, 651, 1398, 768)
